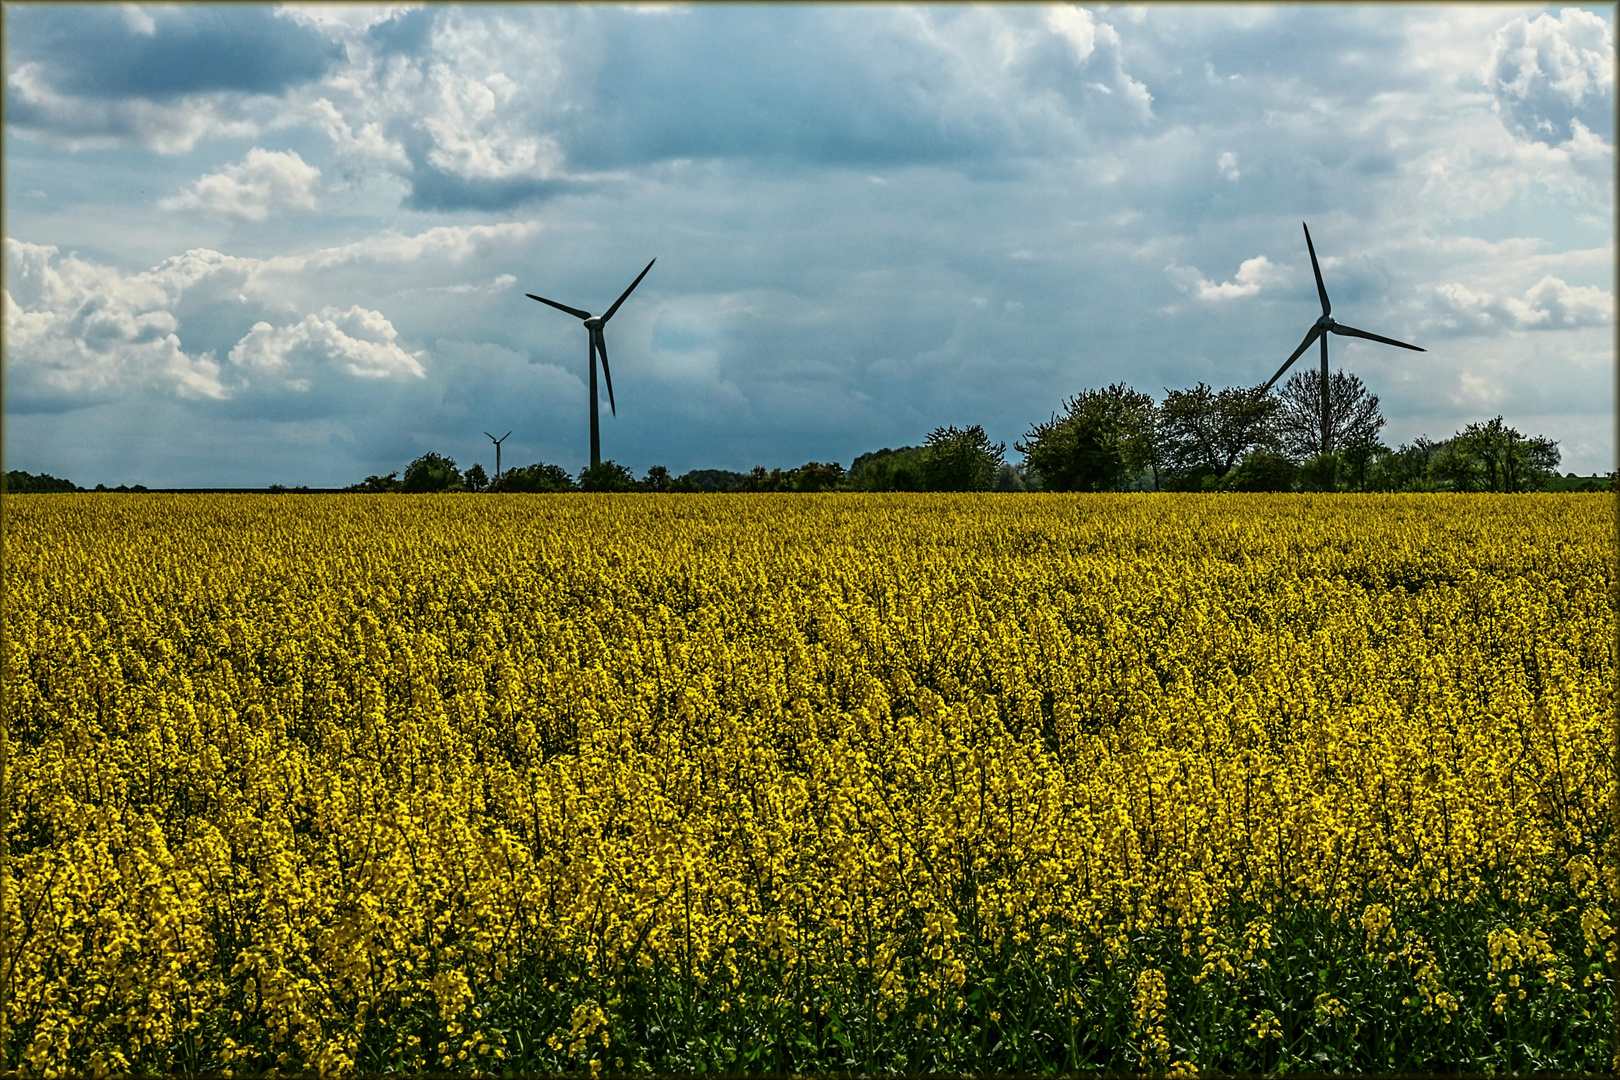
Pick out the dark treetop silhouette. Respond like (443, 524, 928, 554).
(1263, 223, 1423, 455)
(526, 258, 656, 468)
(484, 430, 511, 481)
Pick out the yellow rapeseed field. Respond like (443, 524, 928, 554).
(1, 493, 1614, 1075)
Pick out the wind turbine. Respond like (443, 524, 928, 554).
(1263, 223, 1423, 455)
(484, 430, 511, 481)
(526, 258, 656, 468)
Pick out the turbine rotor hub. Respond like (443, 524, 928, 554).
(584, 316, 603, 329)
(1317, 315, 1335, 329)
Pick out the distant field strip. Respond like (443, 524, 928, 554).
(2, 493, 1615, 1075)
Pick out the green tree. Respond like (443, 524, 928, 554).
(922, 425, 1005, 492)
(673, 469, 749, 493)
(1338, 430, 1386, 492)
(1158, 383, 1277, 490)
(1224, 449, 1299, 492)
(737, 466, 791, 492)
(401, 453, 463, 493)
(1297, 452, 1342, 493)
(789, 462, 846, 492)
(993, 464, 1027, 492)
(4, 470, 82, 493)
(491, 462, 576, 492)
(578, 460, 639, 492)
(643, 465, 673, 492)
(1017, 384, 1155, 492)
(1428, 442, 1483, 492)
(1451, 416, 1561, 492)
(345, 472, 402, 493)
(464, 463, 489, 492)
(1365, 438, 1443, 492)
(848, 447, 926, 491)
(1125, 396, 1167, 490)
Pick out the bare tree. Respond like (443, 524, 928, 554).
(1271, 369, 1385, 462)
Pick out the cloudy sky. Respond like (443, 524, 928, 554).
(4, 3, 1614, 487)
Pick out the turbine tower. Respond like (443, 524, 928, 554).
(484, 430, 511, 481)
(526, 258, 656, 468)
(1263, 223, 1423, 455)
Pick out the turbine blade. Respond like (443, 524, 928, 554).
(599, 258, 656, 324)
(484, 431, 496, 441)
(501, 431, 512, 441)
(1262, 325, 1324, 389)
(1330, 323, 1425, 351)
(526, 293, 592, 321)
(595, 329, 616, 415)
(1303, 222, 1330, 318)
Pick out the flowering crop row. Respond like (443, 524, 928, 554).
(1, 493, 1614, 1075)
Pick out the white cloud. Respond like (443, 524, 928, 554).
(1412, 104, 1614, 218)
(1216, 150, 1240, 181)
(424, 274, 518, 295)
(1505, 275, 1612, 328)
(1429, 274, 1613, 334)
(3, 239, 228, 401)
(289, 7, 576, 193)
(160, 148, 322, 221)
(1047, 5, 1098, 63)
(275, 5, 422, 40)
(275, 221, 542, 273)
(229, 307, 426, 381)
(120, 5, 157, 36)
(1485, 7, 1614, 145)
(421, 65, 566, 181)
(1165, 255, 1282, 301)
(1430, 282, 1498, 334)
(0, 223, 501, 407)
(304, 97, 412, 177)
(1118, 72, 1154, 117)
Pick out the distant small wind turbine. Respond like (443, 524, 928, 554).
(526, 258, 656, 468)
(1263, 223, 1423, 455)
(484, 430, 511, 481)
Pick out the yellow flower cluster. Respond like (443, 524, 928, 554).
(1, 492, 1613, 1074)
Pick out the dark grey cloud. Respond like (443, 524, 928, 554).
(399, 162, 583, 213)
(562, 8, 1002, 170)
(5, 6, 341, 101)
(384, 6, 1109, 209)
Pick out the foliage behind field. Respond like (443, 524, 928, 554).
(2, 493, 1615, 1075)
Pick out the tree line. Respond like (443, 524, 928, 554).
(348, 423, 1018, 494)
(351, 368, 1592, 495)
